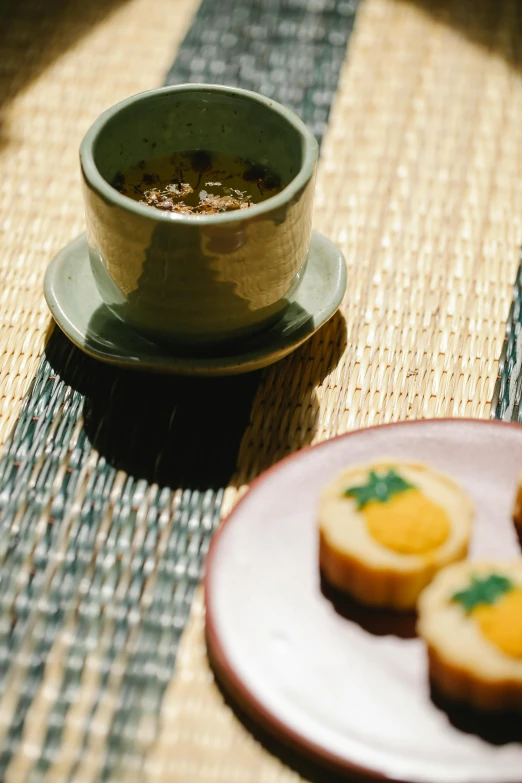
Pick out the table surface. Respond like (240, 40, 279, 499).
(0, 0, 521, 781)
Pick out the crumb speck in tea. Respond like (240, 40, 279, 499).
(197, 190, 248, 214)
(116, 150, 283, 215)
(165, 182, 193, 198)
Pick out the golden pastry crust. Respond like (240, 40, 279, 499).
(418, 560, 522, 712)
(318, 459, 473, 610)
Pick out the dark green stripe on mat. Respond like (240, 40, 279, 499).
(0, 0, 359, 778)
(492, 254, 522, 421)
(166, 0, 360, 144)
(0, 331, 259, 780)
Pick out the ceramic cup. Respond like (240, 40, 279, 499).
(79, 83, 318, 346)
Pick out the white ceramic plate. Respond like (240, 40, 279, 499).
(205, 419, 522, 783)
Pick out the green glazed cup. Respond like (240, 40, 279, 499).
(80, 84, 318, 346)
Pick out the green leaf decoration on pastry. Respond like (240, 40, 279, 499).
(452, 574, 514, 614)
(343, 469, 415, 509)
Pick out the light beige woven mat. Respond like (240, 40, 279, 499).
(148, 1, 522, 781)
(0, 0, 198, 448)
(1, 0, 522, 781)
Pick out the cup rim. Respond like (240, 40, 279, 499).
(80, 83, 318, 224)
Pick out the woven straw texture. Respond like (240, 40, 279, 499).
(1, 0, 522, 781)
(493, 252, 522, 421)
(150, 1, 522, 781)
(0, 0, 198, 447)
(0, 1, 197, 781)
(0, 1, 359, 780)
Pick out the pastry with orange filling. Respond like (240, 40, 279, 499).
(319, 460, 473, 610)
(418, 561, 522, 711)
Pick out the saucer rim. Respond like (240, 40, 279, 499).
(44, 231, 347, 376)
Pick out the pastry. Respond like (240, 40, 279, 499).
(319, 459, 473, 610)
(418, 560, 522, 711)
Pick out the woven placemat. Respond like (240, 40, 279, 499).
(165, 0, 360, 144)
(0, 1, 359, 781)
(1, 0, 522, 781)
(0, 2, 197, 781)
(493, 255, 522, 421)
(147, 1, 522, 781)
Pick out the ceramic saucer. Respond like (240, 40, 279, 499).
(44, 231, 346, 376)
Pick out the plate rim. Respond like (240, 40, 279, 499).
(204, 417, 522, 782)
(43, 230, 347, 376)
